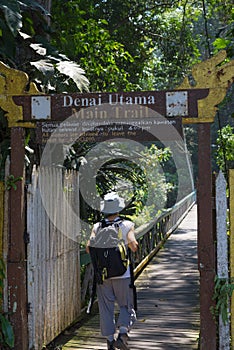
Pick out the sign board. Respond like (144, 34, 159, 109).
(13, 89, 209, 143)
(35, 117, 182, 145)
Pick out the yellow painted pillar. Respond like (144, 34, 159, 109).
(230, 169, 234, 347)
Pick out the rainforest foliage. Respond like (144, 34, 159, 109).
(0, 0, 233, 203)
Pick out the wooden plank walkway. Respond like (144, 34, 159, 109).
(53, 204, 199, 350)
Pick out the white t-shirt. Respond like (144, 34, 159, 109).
(93, 218, 134, 279)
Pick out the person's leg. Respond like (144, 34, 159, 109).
(97, 279, 116, 337)
(107, 339, 116, 350)
(112, 278, 136, 350)
(112, 278, 136, 331)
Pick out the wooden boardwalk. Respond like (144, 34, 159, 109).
(55, 205, 199, 350)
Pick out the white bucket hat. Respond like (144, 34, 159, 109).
(100, 192, 125, 214)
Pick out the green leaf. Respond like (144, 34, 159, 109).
(18, 0, 50, 15)
(0, 0, 22, 36)
(30, 59, 54, 75)
(213, 38, 231, 50)
(56, 61, 90, 92)
(0, 314, 14, 348)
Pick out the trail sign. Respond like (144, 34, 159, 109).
(13, 89, 209, 144)
(13, 89, 209, 121)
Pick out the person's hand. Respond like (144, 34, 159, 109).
(86, 240, 90, 254)
(127, 228, 138, 252)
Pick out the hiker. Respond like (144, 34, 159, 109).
(86, 192, 138, 350)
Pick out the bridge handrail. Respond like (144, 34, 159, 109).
(135, 191, 196, 239)
(80, 191, 196, 305)
(133, 191, 196, 276)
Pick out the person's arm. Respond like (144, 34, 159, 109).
(127, 226, 138, 252)
(85, 228, 96, 254)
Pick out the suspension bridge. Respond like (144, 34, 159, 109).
(49, 199, 199, 350)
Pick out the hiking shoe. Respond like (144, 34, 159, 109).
(114, 333, 129, 350)
(107, 339, 116, 350)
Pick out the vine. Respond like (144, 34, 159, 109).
(5, 175, 23, 191)
(211, 275, 234, 324)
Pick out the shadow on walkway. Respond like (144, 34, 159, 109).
(50, 204, 199, 350)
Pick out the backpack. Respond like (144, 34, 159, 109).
(89, 219, 129, 284)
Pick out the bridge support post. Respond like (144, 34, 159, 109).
(197, 123, 216, 349)
(8, 127, 28, 350)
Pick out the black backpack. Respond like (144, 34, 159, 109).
(89, 219, 129, 284)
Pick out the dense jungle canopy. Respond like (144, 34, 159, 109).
(0, 0, 233, 92)
(0, 0, 233, 216)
